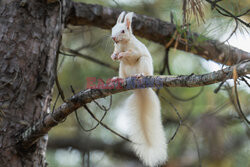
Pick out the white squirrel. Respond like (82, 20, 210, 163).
(111, 11, 167, 167)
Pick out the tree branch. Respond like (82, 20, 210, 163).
(66, 1, 250, 66)
(16, 60, 250, 149)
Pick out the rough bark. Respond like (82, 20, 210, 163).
(67, 1, 250, 66)
(17, 60, 250, 148)
(0, 0, 69, 166)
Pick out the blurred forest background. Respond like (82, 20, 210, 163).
(46, 0, 250, 166)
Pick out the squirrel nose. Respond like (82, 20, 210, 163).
(112, 37, 117, 42)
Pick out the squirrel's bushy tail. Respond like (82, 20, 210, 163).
(125, 89, 167, 167)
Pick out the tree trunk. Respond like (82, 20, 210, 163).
(0, 1, 62, 166)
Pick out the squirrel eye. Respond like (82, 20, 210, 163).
(121, 30, 125, 33)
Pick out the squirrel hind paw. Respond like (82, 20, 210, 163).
(111, 76, 121, 82)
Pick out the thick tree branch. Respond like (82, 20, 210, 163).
(16, 60, 250, 149)
(66, 1, 250, 66)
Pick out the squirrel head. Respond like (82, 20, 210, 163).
(111, 12, 134, 44)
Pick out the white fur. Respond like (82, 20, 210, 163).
(126, 89, 167, 166)
(111, 12, 168, 166)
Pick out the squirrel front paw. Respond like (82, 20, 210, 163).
(112, 51, 130, 60)
(117, 52, 127, 60)
(111, 76, 120, 82)
(111, 53, 118, 61)
(117, 53, 123, 59)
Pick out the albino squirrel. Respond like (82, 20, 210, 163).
(111, 12, 167, 167)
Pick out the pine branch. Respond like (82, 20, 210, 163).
(66, 1, 250, 66)
(16, 60, 250, 149)
(205, 0, 250, 28)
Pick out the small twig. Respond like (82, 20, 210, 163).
(160, 48, 171, 75)
(57, 54, 66, 72)
(157, 48, 171, 95)
(162, 94, 201, 165)
(236, 9, 250, 17)
(75, 105, 108, 132)
(60, 47, 118, 71)
(214, 80, 226, 93)
(233, 67, 250, 125)
(70, 85, 107, 132)
(168, 105, 182, 143)
(183, 124, 202, 167)
(182, 101, 195, 121)
(52, 93, 60, 114)
(245, 76, 250, 79)
(225, 83, 249, 126)
(55, 74, 66, 102)
(210, 0, 222, 10)
(240, 77, 250, 87)
(83, 104, 132, 143)
(164, 86, 204, 102)
(75, 108, 93, 132)
(205, 0, 250, 28)
(89, 89, 112, 111)
(210, 100, 231, 115)
(161, 96, 182, 144)
(220, 19, 238, 44)
(55, 44, 66, 102)
(173, 34, 180, 53)
(170, 11, 174, 24)
(165, 30, 177, 49)
(51, 93, 66, 124)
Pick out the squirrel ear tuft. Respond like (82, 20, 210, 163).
(117, 11, 125, 23)
(125, 12, 134, 31)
